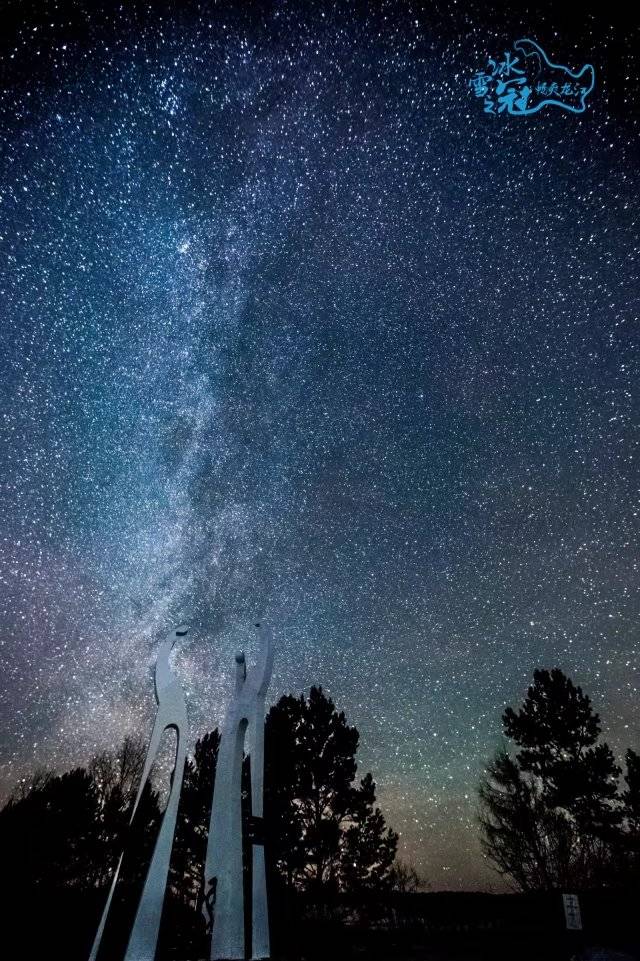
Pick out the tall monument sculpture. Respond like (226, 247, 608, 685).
(89, 625, 189, 961)
(203, 623, 274, 961)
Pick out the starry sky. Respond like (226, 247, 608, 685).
(0, 0, 638, 890)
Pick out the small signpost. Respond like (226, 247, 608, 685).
(562, 893, 583, 931)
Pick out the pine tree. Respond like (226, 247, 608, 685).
(623, 748, 640, 834)
(169, 729, 220, 910)
(620, 748, 640, 879)
(264, 686, 397, 896)
(339, 772, 398, 893)
(479, 747, 574, 891)
(479, 668, 622, 890)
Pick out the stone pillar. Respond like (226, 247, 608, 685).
(89, 626, 189, 961)
(204, 624, 273, 961)
(250, 644, 271, 961)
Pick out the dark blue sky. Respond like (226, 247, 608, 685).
(0, 0, 638, 888)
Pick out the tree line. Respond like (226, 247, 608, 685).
(0, 686, 402, 958)
(479, 668, 640, 892)
(2, 668, 637, 958)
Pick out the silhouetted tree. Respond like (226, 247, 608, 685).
(264, 686, 397, 897)
(169, 728, 219, 909)
(479, 747, 574, 891)
(618, 748, 640, 881)
(0, 736, 161, 960)
(89, 734, 157, 888)
(623, 748, 640, 834)
(0, 736, 160, 896)
(339, 772, 398, 893)
(479, 669, 622, 891)
(159, 729, 219, 960)
(1, 766, 101, 891)
(388, 859, 423, 894)
(263, 692, 310, 889)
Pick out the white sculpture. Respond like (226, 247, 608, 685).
(203, 623, 274, 960)
(89, 625, 189, 961)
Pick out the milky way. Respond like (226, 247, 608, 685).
(0, 1, 638, 889)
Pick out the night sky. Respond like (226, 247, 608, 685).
(1, 0, 638, 890)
